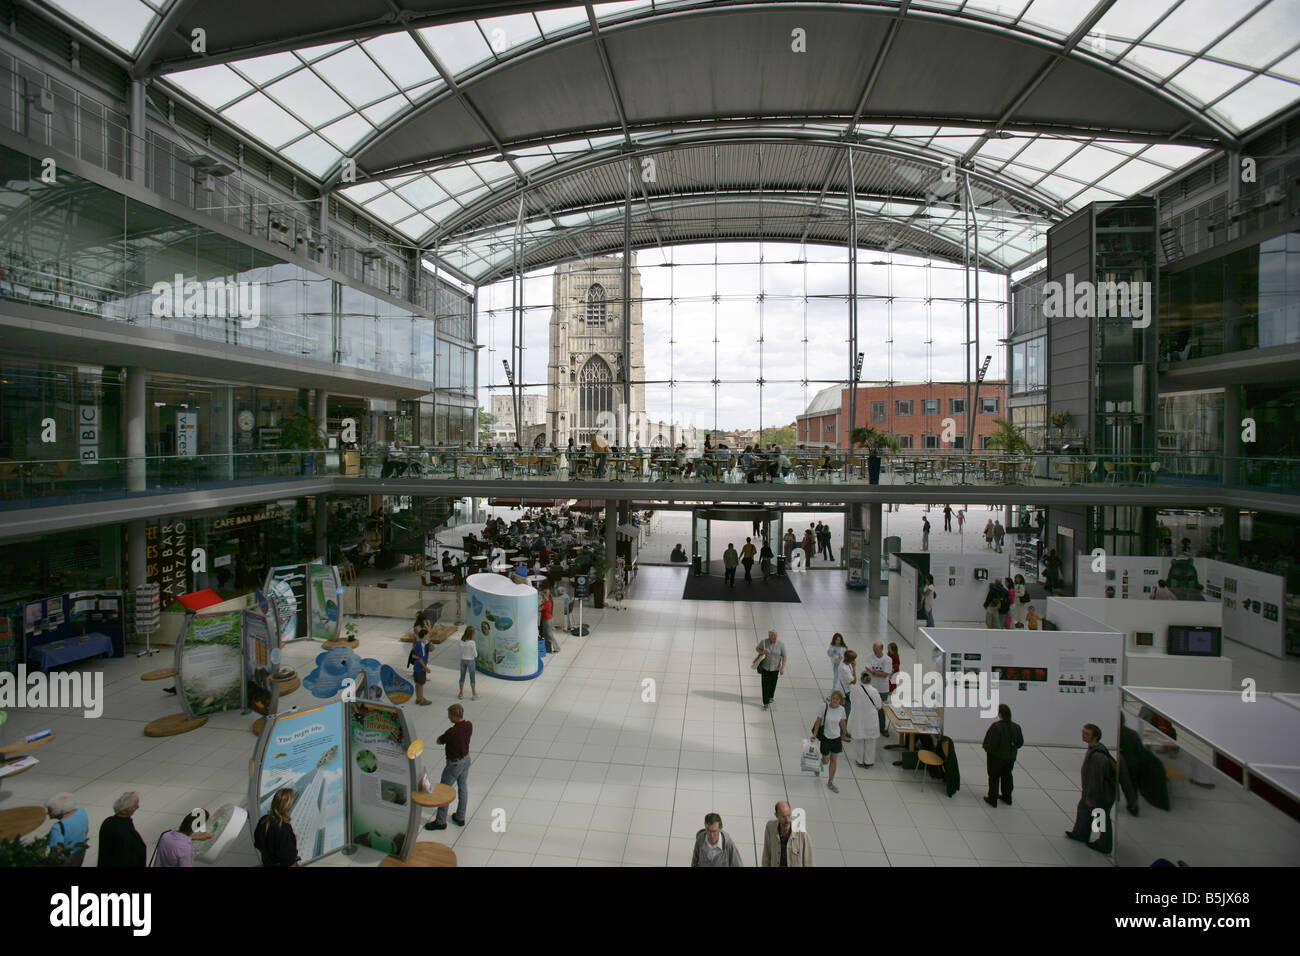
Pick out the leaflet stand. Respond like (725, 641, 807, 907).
(569, 574, 590, 636)
(134, 584, 161, 658)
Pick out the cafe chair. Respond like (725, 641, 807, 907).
(915, 744, 945, 788)
(35, 459, 70, 495)
(1140, 461, 1162, 485)
(1102, 461, 1119, 484)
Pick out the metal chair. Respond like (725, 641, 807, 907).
(1141, 461, 1162, 485)
(1103, 461, 1119, 484)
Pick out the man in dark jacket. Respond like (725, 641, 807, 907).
(1118, 714, 1143, 816)
(981, 704, 1024, 807)
(1065, 723, 1117, 853)
(983, 580, 1008, 629)
(98, 791, 146, 867)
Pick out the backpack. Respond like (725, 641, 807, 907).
(998, 591, 1010, 614)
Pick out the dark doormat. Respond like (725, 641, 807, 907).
(682, 561, 801, 603)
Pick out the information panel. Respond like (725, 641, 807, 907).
(176, 610, 244, 718)
(254, 702, 348, 864)
(466, 573, 539, 679)
(348, 702, 417, 859)
(308, 564, 342, 641)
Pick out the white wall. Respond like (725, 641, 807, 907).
(1057, 596, 1232, 691)
(890, 559, 919, 647)
(920, 623, 1123, 747)
(1204, 560, 1287, 658)
(930, 552, 1012, 623)
(1075, 554, 1165, 599)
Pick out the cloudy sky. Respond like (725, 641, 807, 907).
(478, 241, 1009, 432)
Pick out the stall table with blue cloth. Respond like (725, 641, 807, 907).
(21, 590, 125, 669)
(29, 633, 116, 669)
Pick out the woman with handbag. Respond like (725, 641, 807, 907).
(811, 691, 850, 794)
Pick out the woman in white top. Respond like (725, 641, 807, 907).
(827, 633, 847, 693)
(846, 679, 882, 768)
(811, 690, 850, 794)
(457, 626, 479, 700)
(837, 650, 858, 720)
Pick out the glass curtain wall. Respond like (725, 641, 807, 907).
(477, 243, 1008, 446)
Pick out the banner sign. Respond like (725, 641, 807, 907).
(253, 702, 348, 864)
(348, 702, 417, 859)
(243, 594, 279, 716)
(175, 609, 244, 718)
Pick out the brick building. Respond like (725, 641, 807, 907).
(797, 382, 1008, 451)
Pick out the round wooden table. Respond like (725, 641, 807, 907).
(251, 716, 266, 736)
(144, 713, 208, 737)
(411, 784, 456, 809)
(381, 842, 457, 867)
(0, 733, 55, 759)
(321, 638, 360, 650)
(271, 674, 301, 695)
(0, 806, 48, 840)
(141, 668, 176, 681)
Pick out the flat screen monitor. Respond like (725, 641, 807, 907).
(1167, 624, 1221, 657)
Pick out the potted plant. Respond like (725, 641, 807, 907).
(985, 418, 1034, 457)
(278, 409, 327, 475)
(850, 427, 902, 484)
(0, 835, 59, 867)
(1049, 410, 1073, 440)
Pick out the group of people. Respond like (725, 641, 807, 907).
(981, 574, 1041, 629)
(44, 791, 206, 868)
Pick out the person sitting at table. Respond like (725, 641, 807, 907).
(590, 431, 611, 478)
(670, 543, 688, 563)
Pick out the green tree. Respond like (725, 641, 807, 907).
(760, 425, 797, 447)
(477, 408, 496, 444)
(985, 417, 1033, 456)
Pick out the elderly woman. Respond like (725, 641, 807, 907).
(846, 678, 883, 769)
(45, 792, 89, 866)
(98, 791, 146, 867)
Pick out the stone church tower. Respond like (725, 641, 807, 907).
(548, 254, 644, 447)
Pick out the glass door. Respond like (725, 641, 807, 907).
(692, 511, 709, 573)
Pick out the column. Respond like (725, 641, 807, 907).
(1222, 508, 1240, 562)
(315, 495, 329, 562)
(129, 80, 147, 186)
(127, 518, 147, 591)
(126, 366, 146, 492)
(605, 500, 617, 569)
(867, 501, 882, 600)
(1223, 385, 1242, 485)
(316, 389, 329, 474)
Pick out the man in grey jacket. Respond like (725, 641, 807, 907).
(691, 813, 744, 867)
(1064, 723, 1117, 853)
(761, 801, 813, 867)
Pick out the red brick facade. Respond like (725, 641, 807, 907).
(796, 382, 1007, 451)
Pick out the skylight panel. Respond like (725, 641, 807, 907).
(1008, 136, 1081, 171)
(365, 192, 419, 223)
(1145, 0, 1242, 55)
(168, 64, 252, 110)
(1271, 49, 1300, 82)
(1050, 144, 1126, 182)
(1092, 0, 1181, 53)
(297, 41, 351, 62)
(231, 52, 301, 86)
(1210, 1, 1300, 68)
(1119, 46, 1193, 82)
(478, 13, 544, 57)
(963, 1, 1032, 24)
(593, 3, 653, 23)
(222, 92, 308, 149)
(45, 0, 155, 54)
(265, 70, 351, 126)
(363, 94, 407, 126)
(361, 32, 438, 89)
(340, 182, 387, 203)
(433, 164, 489, 197)
(1210, 73, 1300, 130)
(396, 175, 449, 210)
(314, 46, 397, 107)
(534, 6, 592, 38)
(281, 134, 342, 177)
(418, 22, 494, 76)
(1095, 157, 1170, 195)
(318, 113, 374, 153)
(1019, 0, 1091, 37)
(1166, 59, 1256, 105)
(395, 213, 436, 239)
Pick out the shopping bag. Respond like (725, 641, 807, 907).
(800, 738, 821, 774)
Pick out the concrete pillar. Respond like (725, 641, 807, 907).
(605, 500, 617, 569)
(316, 389, 328, 429)
(127, 518, 147, 591)
(129, 80, 147, 186)
(126, 366, 146, 492)
(867, 502, 882, 600)
(1223, 385, 1242, 485)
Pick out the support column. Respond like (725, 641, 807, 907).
(868, 502, 882, 600)
(605, 500, 617, 569)
(315, 496, 328, 562)
(1223, 385, 1242, 485)
(1222, 508, 1240, 562)
(129, 80, 147, 186)
(126, 366, 146, 492)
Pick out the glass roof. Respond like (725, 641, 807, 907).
(30, 0, 1300, 277)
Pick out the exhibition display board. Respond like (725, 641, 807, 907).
(846, 529, 866, 589)
(19, 590, 125, 667)
(887, 555, 919, 646)
(175, 591, 283, 719)
(250, 699, 420, 863)
(243, 595, 281, 716)
(929, 552, 1014, 623)
(918, 621, 1123, 747)
(466, 573, 540, 680)
(265, 563, 342, 643)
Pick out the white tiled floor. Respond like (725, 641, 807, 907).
(4, 564, 1299, 867)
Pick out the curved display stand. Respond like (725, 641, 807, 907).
(466, 573, 541, 680)
(195, 804, 248, 864)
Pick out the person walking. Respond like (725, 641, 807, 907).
(44, 793, 89, 867)
(811, 690, 850, 793)
(1065, 723, 1117, 853)
(887, 642, 901, 703)
(846, 677, 882, 768)
(539, 589, 558, 654)
(761, 801, 813, 867)
(152, 811, 203, 867)
(723, 543, 739, 588)
(993, 518, 1005, 553)
(410, 626, 432, 705)
(820, 523, 835, 561)
(984, 520, 994, 549)
(863, 641, 892, 736)
(957, 509, 965, 534)
(692, 813, 744, 866)
(759, 538, 773, 581)
(826, 633, 847, 693)
(98, 792, 146, 867)
(1151, 579, 1177, 600)
(741, 537, 757, 584)
(783, 528, 797, 569)
(1003, 576, 1017, 629)
(457, 626, 479, 700)
(427, 703, 473, 831)
(983, 578, 1008, 629)
(981, 704, 1024, 807)
(943, 504, 953, 532)
(836, 650, 858, 720)
(752, 517, 763, 536)
(254, 788, 300, 866)
(1043, 548, 1062, 593)
(922, 574, 937, 627)
(921, 516, 930, 551)
(802, 527, 816, 565)
(755, 630, 787, 709)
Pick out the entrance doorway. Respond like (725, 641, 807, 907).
(690, 507, 783, 573)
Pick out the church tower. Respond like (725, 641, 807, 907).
(548, 254, 644, 447)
